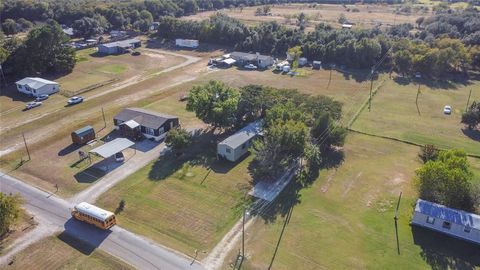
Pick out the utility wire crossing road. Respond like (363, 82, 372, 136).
(0, 173, 205, 270)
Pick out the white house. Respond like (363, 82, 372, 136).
(411, 199, 480, 245)
(16, 77, 59, 97)
(217, 120, 263, 162)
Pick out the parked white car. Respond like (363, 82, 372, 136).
(35, 94, 49, 101)
(244, 64, 258, 70)
(68, 96, 84, 105)
(443, 105, 452, 115)
(25, 101, 42, 110)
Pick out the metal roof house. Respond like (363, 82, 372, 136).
(16, 77, 59, 97)
(217, 120, 263, 162)
(411, 199, 480, 245)
(98, 38, 141, 55)
(113, 108, 179, 141)
(230, 52, 274, 69)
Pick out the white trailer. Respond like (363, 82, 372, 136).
(175, 39, 199, 48)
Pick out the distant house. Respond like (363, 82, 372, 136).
(71, 125, 95, 145)
(98, 38, 141, 55)
(217, 120, 263, 162)
(62, 27, 74, 37)
(230, 52, 274, 69)
(411, 199, 480, 245)
(175, 39, 199, 48)
(312, 61, 322, 69)
(16, 77, 59, 97)
(110, 30, 126, 38)
(298, 57, 308, 66)
(113, 108, 179, 141)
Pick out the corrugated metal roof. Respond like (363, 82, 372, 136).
(231, 51, 273, 62)
(415, 199, 480, 230)
(73, 125, 94, 136)
(16, 77, 58, 89)
(89, 138, 135, 158)
(75, 202, 114, 221)
(219, 120, 263, 149)
(100, 38, 140, 48)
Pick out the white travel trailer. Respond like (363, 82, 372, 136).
(217, 120, 263, 162)
(411, 199, 480, 245)
(175, 39, 199, 48)
(16, 77, 59, 97)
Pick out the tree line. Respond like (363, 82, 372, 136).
(157, 13, 479, 77)
(186, 80, 347, 180)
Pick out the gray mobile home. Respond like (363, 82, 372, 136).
(411, 199, 480, 245)
(217, 120, 263, 162)
(230, 52, 274, 69)
(16, 77, 59, 97)
(98, 38, 141, 55)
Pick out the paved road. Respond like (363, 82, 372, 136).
(0, 174, 205, 270)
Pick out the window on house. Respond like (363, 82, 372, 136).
(442, 221, 451, 230)
(226, 148, 231, 153)
(145, 127, 155, 135)
(426, 216, 435, 224)
(464, 226, 471, 233)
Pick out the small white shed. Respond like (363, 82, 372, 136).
(217, 120, 263, 162)
(411, 199, 480, 245)
(16, 77, 59, 97)
(298, 57, 308, 66)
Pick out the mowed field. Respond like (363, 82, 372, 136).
(0, 234, 134, 270)
(352, 78, 480, 156)
(225, 133, 480, 270)
(97, 131, 253, 259)
(182, 3, 429, 30)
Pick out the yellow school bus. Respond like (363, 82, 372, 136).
(71, 202, 116, 230)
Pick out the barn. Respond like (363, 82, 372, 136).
(71, 126, 96, 145)
(411, 199, 480, 245)
(98, 39, 141, 55)
(217, 120, 263, 162)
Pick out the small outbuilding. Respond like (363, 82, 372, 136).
(16, 77, 59, 97)
(71, 125, 96, 145)
(312, 61, 322, 69)
(298, 57, 308, 66)
(411, 199, 480, 245)
(217, 120, 263, 162)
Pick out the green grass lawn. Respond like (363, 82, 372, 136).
(97, 132, 253, 259)
(351, 78, 480, 156)
(96, 64, 128, 74)
(231, 133, 480, 270)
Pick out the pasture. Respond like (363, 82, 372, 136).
(182, 3, 429, 30)
(224, 133, 480, 270)
(1, 234, 134, 270)
(352, 77, 480, 156)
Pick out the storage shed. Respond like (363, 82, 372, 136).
(298, 57, 308, 66)
(217, 120, 263, 162)
(71, 126, 95, 145)
(98, 39, 141, 55)
(313, 61, 322, 69)
(411, 199, 480, 245)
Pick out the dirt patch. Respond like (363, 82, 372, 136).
(321, 170, 337, 193)
(342, 172, 362, 197)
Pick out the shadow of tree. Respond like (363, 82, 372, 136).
(461, 128, 480, 142)
(148, 129, 236, 181)
(411, 226, 480, 270)
(393, 75, 473, 90)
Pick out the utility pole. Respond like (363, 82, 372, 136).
(368, 69, 374, 111)
(22, 132, 31, 161)
(415, 84, 421, 116)
(465, 89, 472, 112)
(394, 192, 402, 255)
(327, 68, 333, 90)
(101, 107, 106, 128)
(242, 207, 246, 258)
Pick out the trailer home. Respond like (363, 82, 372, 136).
(217, 120, 263, 162)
